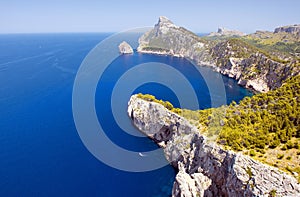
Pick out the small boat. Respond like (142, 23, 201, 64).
(139, 152, 146, 157)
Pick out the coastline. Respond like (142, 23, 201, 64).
(136, 49, 261, 93)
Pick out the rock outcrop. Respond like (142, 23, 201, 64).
(137, 17, 300, 93)
(274, 24, 300, 36)
(128, 95, 300, 197)
(208, 27, 245, 37)
(118, 41, 133, 54)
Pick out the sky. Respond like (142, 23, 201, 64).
(1, 0, 300, 34)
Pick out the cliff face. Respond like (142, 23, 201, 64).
(274, 24, 300, 36)
(137, 17, 300, 93)
(128, 95, 300, 197)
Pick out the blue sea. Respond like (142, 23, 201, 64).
(0, 33, 252, 196)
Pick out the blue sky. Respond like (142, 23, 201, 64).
(1, 0, 299, 33)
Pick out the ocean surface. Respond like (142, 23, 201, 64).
(0, 33, 252, 196)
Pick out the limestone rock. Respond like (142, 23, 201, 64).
(128, 95, 300, 197)
(118, 41, 133, 54)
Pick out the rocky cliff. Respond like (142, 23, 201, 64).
(211, 40, 299, 92)
(128, 95, 300, 197)
(137, 17, 300, 92)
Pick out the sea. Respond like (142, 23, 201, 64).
(0, 33, 252, 196)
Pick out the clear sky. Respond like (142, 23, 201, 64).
(1, 0, 300, 34)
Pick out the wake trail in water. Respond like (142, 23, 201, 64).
(0, 49, 63, 67)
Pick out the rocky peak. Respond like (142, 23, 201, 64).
(154, 16, 179, 31)
(137, 16, 206, 59)
(158, 16, 173, 25)
(217, 27, 226, 33)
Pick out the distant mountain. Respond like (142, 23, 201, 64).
(207, 27, 245, 37)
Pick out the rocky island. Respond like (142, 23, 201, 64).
(137, 16, 300, 92)
(118, 41, 134, 54)
(128, 94, 300, 197)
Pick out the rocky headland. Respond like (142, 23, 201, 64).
(137, 16, 300, 93)
(128, 95, 300, 197)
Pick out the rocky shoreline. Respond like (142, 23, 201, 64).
(128, 95, 300, 197)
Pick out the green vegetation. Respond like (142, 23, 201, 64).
(277, 154, 284, 159)
(175, 75, 300, 152)
(136, 93, 174, 110)
(243, 31, 300, 60)
(142, 46, 170, 53)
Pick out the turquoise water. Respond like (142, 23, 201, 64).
(0, 33, 252, 196)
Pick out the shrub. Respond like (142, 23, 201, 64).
(249, 150, 256, 157)
(281, 145, 287, 150)
(164, 101, 174, 110)
(277, 154, 284, 159)
(269, 140, 280, 149)
(286, 140, 294, 149)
